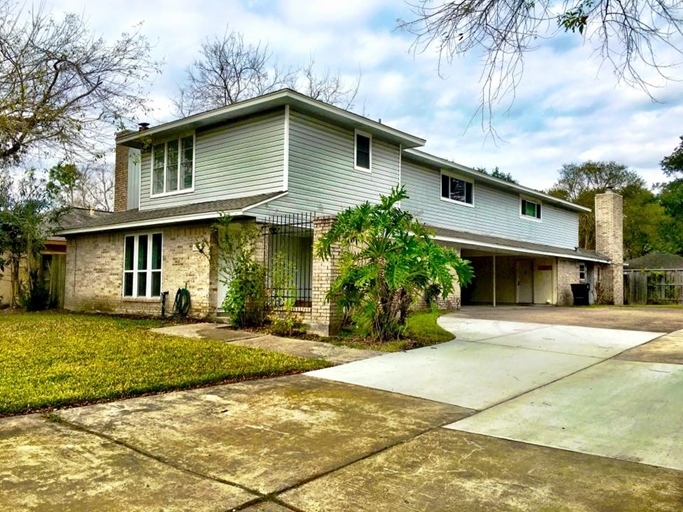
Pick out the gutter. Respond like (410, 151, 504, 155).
(434, 234, 610, 263)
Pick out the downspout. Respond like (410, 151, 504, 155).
(283, 105, 290, 192)
(397, 144, 402, 207)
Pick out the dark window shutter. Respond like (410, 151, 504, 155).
(465, 182, 473, 204)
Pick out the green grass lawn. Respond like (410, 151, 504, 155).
(0, 312, 328, 416)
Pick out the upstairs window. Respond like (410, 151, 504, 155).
(355, 131, 371, 171)
(124, 233, 162, 298)
(521, 198, 542, 220)
(441, 172, 474, 205)
(152, 135, 194, 195)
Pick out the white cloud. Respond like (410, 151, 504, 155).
(37, 0, 683, 191)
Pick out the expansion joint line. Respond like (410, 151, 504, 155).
(44, 414, 264, 499)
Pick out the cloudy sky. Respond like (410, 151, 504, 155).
(48, 0, 683, 191)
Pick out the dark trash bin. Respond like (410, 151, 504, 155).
(570, 283, 590, 306)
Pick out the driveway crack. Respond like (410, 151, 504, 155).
(44, 414, 266, 500)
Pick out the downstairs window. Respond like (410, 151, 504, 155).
(123, 233, 162, 298)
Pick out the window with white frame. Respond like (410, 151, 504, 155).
(441, 172, 474, 205)
(123, 233, 162, 298)
(152, 135, 194, 195)
(355, 131, 371, 171)
(579, 263, 587, 282)
(521, 198, 542, 219)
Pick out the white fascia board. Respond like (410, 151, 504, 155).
(405, 149, 591, 213)
(118, 89, 425, 149)
(434, 235, 610, 263)
(242, 191, 288, 212)
(58, 211, 240, 235)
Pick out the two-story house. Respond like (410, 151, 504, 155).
(58, 89, 623, 335)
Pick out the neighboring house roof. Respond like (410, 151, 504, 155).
(625, 252, 683, 270)
(432, 226, 610, 263)
(404, 149, 591, 214)
(58, 207, 113, 229)
(117, 88, 426, 150)
(57, 192, 285, 235)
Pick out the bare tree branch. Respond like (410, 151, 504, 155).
(300, 57, 361, 110)
(174, 27, 362, 116)
(0, 1, 161, 164)
(399, 0, 683, 132)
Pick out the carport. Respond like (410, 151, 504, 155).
(432, 227, 610, 306)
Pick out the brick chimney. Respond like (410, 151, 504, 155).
(114, 140, 130, 212)
(595, 189, 624, 305)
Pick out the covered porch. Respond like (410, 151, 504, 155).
(461, 252, 558, 306)
(432, 227, 610, 307)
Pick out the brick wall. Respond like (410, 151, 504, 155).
(114, 143, 129, 213)
(309, 217, 342, 336)
(556, 258, 578, 306)
(64, 224, 214, 317)
(414, 244, 463, 311)
(595, 190, 624, 305)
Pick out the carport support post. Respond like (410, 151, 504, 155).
(493, 255, 496, 307)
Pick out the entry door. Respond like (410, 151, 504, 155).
(516, 260, 533, 303)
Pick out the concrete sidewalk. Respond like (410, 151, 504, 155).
(151, 323, 383, 364)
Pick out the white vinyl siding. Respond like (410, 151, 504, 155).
(251, 110, 400, 217)
(139, 111, 285, 210)
(401, 159, 579, 248)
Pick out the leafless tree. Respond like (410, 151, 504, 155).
(399, 1, 683, 131)
(300, 58, 360, 110)
(174, 27, 361, 116)
(0, 1, 160, 164)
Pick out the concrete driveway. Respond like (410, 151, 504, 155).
(2, 314, 682, 511)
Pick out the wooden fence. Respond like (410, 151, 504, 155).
(624, 269, 683, 305)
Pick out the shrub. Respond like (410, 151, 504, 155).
(316, 186, 473, 342)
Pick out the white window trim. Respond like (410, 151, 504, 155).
(520, 196, 542, 222)
(150, 134, 196, 198)
(122, 233, 163, 299)
(440, 170, 475, 207)
(354, 129, 372, 172)
(579, 262, 587, 283)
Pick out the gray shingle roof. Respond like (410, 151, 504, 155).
(431, 226, 610, 262)
(57, 192, 283, 234)
(625, 252, 683, 269)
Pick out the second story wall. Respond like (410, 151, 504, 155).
(401, 159, 579, 249)
(251, 110, 400, 217)
(139, 111, 285, 210)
